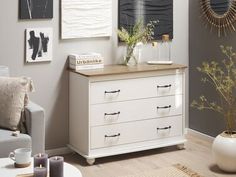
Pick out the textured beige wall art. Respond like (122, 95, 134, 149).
(61, 0, 112, 39)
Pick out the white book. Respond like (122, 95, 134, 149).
(69, 63, 104, 70)
(69, 54, 104, 65)
(69, 52, 101, 58)
(69, 58, 104, 66)
(69, 53, 102, 60)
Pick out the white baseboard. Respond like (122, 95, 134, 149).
(186, 128, 215, 143)
(46, 147, 72, 157)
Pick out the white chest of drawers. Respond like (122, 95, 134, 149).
(69, 64, 187, 165)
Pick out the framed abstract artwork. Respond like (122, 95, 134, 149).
(119, 0, 173, 40)
(61, 0, 112, 39)
(26, 28, 53, 63)
(20, 0, 53, 19)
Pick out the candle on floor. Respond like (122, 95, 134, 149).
(49, 156, 64, 177)
(34, 165, 47, 177)
(34, 153, 48, 170)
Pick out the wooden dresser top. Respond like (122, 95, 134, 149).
(70, 63, 187, 77)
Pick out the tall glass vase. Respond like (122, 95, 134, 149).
(124, 45, 138, 66)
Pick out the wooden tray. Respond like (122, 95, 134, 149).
(14, 162, 31, 168)
(16, 174, 49, 177)
(16, 174, 33, 177)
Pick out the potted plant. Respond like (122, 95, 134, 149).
(191, 45, 236, 172)
(117, 20, 158, 66)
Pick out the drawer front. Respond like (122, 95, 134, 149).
(90, 74, 183, 104)
(90, 116, 183, 149)
(90, 95, 183, 126)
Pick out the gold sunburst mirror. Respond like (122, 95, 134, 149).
(200, 0, 236, 37)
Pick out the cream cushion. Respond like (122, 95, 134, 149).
(0, 77, 34, 130)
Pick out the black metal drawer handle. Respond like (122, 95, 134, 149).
(104, 112, 120, 116)
(105, 133, 121, 138)
(157, 105, 171, 109)
(157, 84, 172, 88)
(157, 126, 172, 130)
(104, 90, 121, 94)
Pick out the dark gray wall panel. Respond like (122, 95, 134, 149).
(189, 0, 236, 137)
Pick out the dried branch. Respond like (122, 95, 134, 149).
(191, 46, 236, 133)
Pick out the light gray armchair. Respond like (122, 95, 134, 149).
(0, 66, 45, 157)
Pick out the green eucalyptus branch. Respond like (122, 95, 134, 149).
(117, 20, 158, 64)
(117, 20, 158, 47)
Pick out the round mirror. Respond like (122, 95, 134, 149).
(200, 0, 236, 37)
(210, 0, 230, 15)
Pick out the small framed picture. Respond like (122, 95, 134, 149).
(26, 28, 53, 63)
(20, 0, 53, 19)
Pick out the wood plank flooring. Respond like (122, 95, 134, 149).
(64, 134, 236, 177)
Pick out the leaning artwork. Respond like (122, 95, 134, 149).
(20, 0, 53, 19)
(26, 28, 53, 63)
(119, 0, 173, 40)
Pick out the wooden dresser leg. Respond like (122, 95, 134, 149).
(177, 143, 185, 150)
(86, 158, 95, 165)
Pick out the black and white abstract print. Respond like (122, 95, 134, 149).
(20, 0, 53, 19)
(119, 0, 173, 40)
(26, 28, 53, 63)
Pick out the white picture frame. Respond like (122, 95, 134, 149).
(26, 28, 53, 63)
(61, 0, 112, 39)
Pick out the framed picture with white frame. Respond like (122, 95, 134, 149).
(26, 28, 53, 63)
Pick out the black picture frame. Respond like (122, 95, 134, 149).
(118, 0, 173, 40)
(19, 0, 53, 19)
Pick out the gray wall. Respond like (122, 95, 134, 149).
(0, 0, 189, 150)
(189, 0, 236, 137)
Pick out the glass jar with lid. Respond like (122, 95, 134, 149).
(159, 34, 171, 61)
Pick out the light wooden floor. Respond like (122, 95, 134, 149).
(64, 134, 236, 177)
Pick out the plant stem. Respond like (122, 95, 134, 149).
(125, 45, 136, 65)
(206, 73, 230, 105)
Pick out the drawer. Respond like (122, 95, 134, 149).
(90, 116, 182, 149)
(90, 74, 183, 104)
(90, 95, 183, 126)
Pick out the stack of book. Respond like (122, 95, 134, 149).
(69, 53, 104, 70)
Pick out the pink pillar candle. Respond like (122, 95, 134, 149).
(34, 153, 48, 170)
(49, 156, 64, 177)
(34, 165, 47, 177)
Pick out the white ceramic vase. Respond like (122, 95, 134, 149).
(212, 131, 236, 172)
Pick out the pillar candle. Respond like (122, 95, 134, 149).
(34, 165, 47, 177)
(49, 156, 64, 177)
(34, 153, 48, 170)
